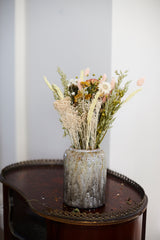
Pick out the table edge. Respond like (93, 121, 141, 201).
(0, 159, 148, 226)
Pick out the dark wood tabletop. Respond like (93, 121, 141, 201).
(0, 159, 148, 240)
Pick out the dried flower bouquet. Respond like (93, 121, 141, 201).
(44, 68, 144, 150)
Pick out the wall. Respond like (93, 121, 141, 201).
(0, 1, 16, 168)
(0, 1, 15, 238)
(26, 0, 112, 160)
(111, 0, 160, 239)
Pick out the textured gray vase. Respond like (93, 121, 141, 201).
(63, 148, 107, 209)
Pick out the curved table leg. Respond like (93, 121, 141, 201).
(142, 209, 147, 240)
(3, 185, 16, 240)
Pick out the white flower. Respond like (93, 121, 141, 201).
(99, 82, 111, 95)
(68, 79, 78, 87)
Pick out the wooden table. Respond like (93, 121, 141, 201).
(0, 159, 148, 240)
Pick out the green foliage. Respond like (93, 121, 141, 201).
(59, 119, 69, 137)
(51, 84, 61, 100)
(57, 67, 69, 97)
(96, 71, 130, 147)
(87, 82, 99, 95)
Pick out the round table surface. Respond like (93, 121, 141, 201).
(0, 159, 148, 226)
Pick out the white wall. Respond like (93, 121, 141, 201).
(0, 0, 27, 166)
(26, 0, 112, 160)
(0, 1, 15, 238)
(0, 1, 16, 168)
(111, 0, 160, 239)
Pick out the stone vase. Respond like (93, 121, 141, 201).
(63, 148, 106, 209)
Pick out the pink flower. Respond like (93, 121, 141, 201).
(90, 78, 98, 84)
(137, 77, 145, 86)
(100, 74, 107, 83)
(102, 96, 106, 103)
(102, 74, 107, 81)
(84, 68, 90, 76)
(110, 77, 116, 90)
(77, 79, 82, 91)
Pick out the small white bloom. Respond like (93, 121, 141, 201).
(68, 78, 78, 87)
(71, 92, 75, 96)
(99, 82, 111, 95)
